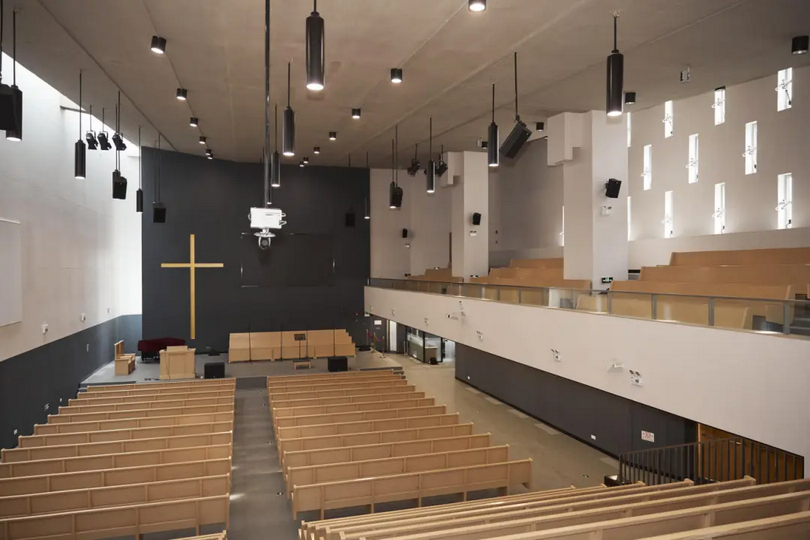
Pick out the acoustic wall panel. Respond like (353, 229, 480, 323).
(0, 218, 22, 327)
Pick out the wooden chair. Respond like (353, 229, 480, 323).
(114, 341, 136, 376)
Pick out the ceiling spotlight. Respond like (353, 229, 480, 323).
(390, 68, 403, 84)
(624, 92, 636, 105)
(314, 146, 320, 154)
(86, 130, 98, 149)
(793, 35, 809, 55)
(407, 144, 421, 176)
(205, 149, 213, 160)
(469, 0, 486, 12)
(189, 117, 198, 127)
(283, 61, 296, 156)
(98, 131, 111, 150)
(352, 108, 361, 119)
(606, 12, 624, 117)
(481, 139, 489, 150)
(299, 160, 305, 167)
(176, 88, 188, 101)
(150, 36, 167, 54)
(329, 131, 337, 141)
(112, 132, 126, 151)
(536, 122, 545, 132)
(306, 0, 325, 91)
(303, 156, 310, 164)
(199, 136, 207, 145)
(436, 159, 448, 177)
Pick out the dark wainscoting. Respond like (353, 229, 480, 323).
(455, 343, 696, 457)
(0, 314, 141, 449)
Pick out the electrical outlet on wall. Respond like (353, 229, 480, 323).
(476, 331, 483, 342)
(41, 323, 48, 334)
(80, 313, 86, 322)
(551, 349, 561, 362)
(630, 370, 644, 386)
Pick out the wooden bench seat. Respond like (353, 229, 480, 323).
(0, 474, 230, 519)
(273, 397, 434, 419)
(47, 404, 234, 425)
(274, 405, 448, 436)
(291, 458, 533, 519)
(267, 378, 408, 396)
(85, 379, 234, 393)
(59, 396, 234, 415)
(267, 369, 396, 382)
(0, 494, 229, 540)
(670, 247, 810, 267)
(276, 413, 460, 441)
(33, 411, 235, 435)
(15, 421, 234, 449)
(640, 510, 810, 539)
(287, 446, 510, 497)
(177, 533, 227, 540)
(2, 432, 233, 463)
(271, 388, 420, 409)
(639, 264, 810, 293)
(0, 444, 232, 479)
(77, 384, 236, 401)
(70, 389, 236, 406)
(270, 384, 419, 403)
(280, 424, 476, 469)
(267, 371, 400, 388)
(0, 458, 231, 497)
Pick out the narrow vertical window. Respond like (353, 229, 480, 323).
(664, 190, 674, 238)
(744, 121, 757, 175)
(777, 173, 793, 230)
(713, 87, 726, 125)
(714, 183, 726, 234)
(777, 68, 793, 112)
(627, 196, 632, 241)
(687, 134, 699, 184)
(627, 112, 632, 148)
(642, 144, 652, 190)
(560, 206, 565, 247)
(663, 100, 674, 138)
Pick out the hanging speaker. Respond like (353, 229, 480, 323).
(0, 83, 15, 130)
(472, 212, 482, 226)
(500, 120, 532, 159)
(345, 211, 356, 227)
(153, 202, 167, 223)
(112, 169, 128, 200)
(401, 228, 408, 239)
(605, 178, 622, 199)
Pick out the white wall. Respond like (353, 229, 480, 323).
(0, 53, 142, 362)
(366, 286, 810, 464)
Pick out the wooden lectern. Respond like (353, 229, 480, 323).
(159, 346, 196, 380)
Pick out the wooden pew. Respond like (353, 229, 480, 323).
(85, 379, 235, 393)
(276, 413, 460, 441)
(274, 406, 448, 436)
(2, 432, 233, 463)
(0, 458, 231, 497)
(76, 383, 236, 401)
(33, 411, 235, 435)
(271, 388, 421, 410)
(47, 404, 234, 425)
(267, 370, 397, 382)
(291, 458, 533, 519)
(0, 444, 233, 479)
(269, 384, 417, 403)
(267, 377, 406, 395)
(639, 264, 810, 292)
(15, 421, 233, 449)
(280, 424, 476, 469)
(509, 258, 565, 269)
(69, 389, 235, 406)
(418, 489, 810, 540)
(58, 396, 234, 415)
(287, 446, 510, 497)
(0, 494, 229, 540)
(272, 397, 434, 419)
(0, 474, 230, 519)
(638, 510, 810, 539)
(669, 247, 810, 267)
(177, 533, 227, 540)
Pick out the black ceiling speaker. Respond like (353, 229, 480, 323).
(153, 202, 166, 223)
(112, 169, 127, 200)
(606, 12, 624, 117)
(283, 61, 295, 156)
(4, 6, 22, 141)
(487, 83, 499, 168)
(306, 0, 325, 91)
(74, 71, 86, 179)
(426, 116, 436, 194)
(500, 52, 531, 159)
(401, 228, 408, 239)
(605, 178, 622, 199)
(472, 212, 482, 226)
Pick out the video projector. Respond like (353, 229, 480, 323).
(250, 207, 287, 250)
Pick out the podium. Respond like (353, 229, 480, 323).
(159, 346, 197, 380)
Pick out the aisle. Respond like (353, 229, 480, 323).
(227, 379, 299, 540)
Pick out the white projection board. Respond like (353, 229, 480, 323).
(0, 218, 22, 327)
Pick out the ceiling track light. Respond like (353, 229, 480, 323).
(390, 68, 403, 84)
(205, 148, 213, 156)
(86, 105, 98, 149)
(150, 35, 167, 54)
(199, 135, 207, 145)
(793, 35, 809, 55)
(407, 143, 420, 176)
(624, 91, 636, 105)
(313, 146, 321, 154)
(176, 88, 188, 101)
(97, 107, 111, 150)
(189, 116, 199, 127)
(436, 144, 448, 177)
(352, 108, 361, 119)
(426, 116, 436, 194)
(306, 0, 325, 91)
(3, 5, 23, 141)
(487, 82, 499, 168)
(329, 131, 337, 141)
(606, 12, 624, 117)
(468, 0, 486, 12)
(283, 61, 296, 156)
(74, 70, 86, 179)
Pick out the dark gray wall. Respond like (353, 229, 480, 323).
(141, 149, 370, 352)
(455, 344, 696, 457)
(0, 315, 141, 449)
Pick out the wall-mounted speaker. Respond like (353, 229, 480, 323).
(153, 202, 167, 224)
(112, 170, 127, 200)
(345, 211, 356, 227)
(472, 212, 482, 226)
(401, 228, 408, 239)
(605, 178, 622, 199)
(500, 120, 532, 158)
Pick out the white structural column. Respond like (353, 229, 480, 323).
(549, 111, 628, 289)
(449, 151, 489, 279)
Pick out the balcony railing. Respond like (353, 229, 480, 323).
(366, 278, 810, 338)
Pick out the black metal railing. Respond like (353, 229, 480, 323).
(618, 437, 805, 486)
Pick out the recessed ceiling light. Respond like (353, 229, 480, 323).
(624, 92, 636, 105)
(390, 68, 403, 84)
(468, 0, 486, 12)
(352, 108, 361, 119)
(329, 131, 337, 141)
(189, 117, 198, 127)
(150, 36, 167, 54)
(199, 136, 207, 145)
(314, 146, 320, 154)
(793, 35, 809, 55)
(176, 88, 188, 101)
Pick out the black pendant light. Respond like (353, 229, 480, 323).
(389, 131, 403, 209)
(0, 0, 16, 133)
(426, 117, 436, 194)
(364, 197, 370, 220)
(150, 35, 167, 54)
(306, 0, 325, 91)
(283, 61, 295, 156)
(271, 104, 281, 188)
(606, 12, 624, 117)
(4, 6, 22, 141)
(136, 126, 143, 212)
(390, 68, 403, 84)
(153, 135, 166, 223)
(487, 82, 499, 168)
(112, 93, 127, 200)
(74, 71, 86, 179)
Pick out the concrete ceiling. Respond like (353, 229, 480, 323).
(3, 0, 809, 166)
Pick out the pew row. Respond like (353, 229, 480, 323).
(84, 379, 235, 393)
(641, 510, 810, 539)
(271, 390, 424, 412)
(291, 458, 533, 519)
(287, 445, 510, 497)
(639, 264, 810, 292)
(267, 370, 397, 382)
(76, 384, 236, 401)
(48, 404, 235, 425)
(269, 385, 418, 403)
(69, 389, 235, 406)
(276, 413, 460, 441)
(0, 474, 230, 519)
(272, 397, 434, 419)
(669, 247, 810, 267)
(59, 396, 234, 415)
(0, 444, 232, 479)
(0, 458, 231, 497)
(268, 379, 409, 397)
(2, 432, 233, 463)
(267, 372, 401, 391)
(34, 412, 235, 435)
(13, 422, 233, 450)
(274, 405, 448, 436)
(177, 533, 227, 540)
(0, 494, 229, 540)
(280, 424, 476, 469)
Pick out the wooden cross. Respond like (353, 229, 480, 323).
(160, 234, 224, 340)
